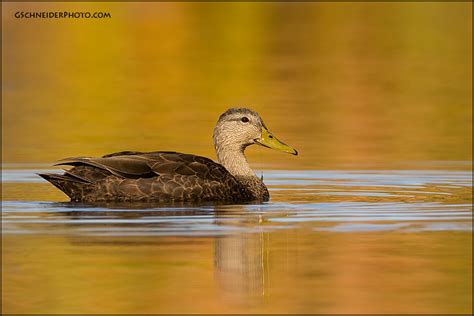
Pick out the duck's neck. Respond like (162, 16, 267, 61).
(214, 143, 269, 201)
(215, 144, 254, 177)
(214, 136, 270, 201)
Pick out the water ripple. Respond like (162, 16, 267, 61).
(1, 168, 472, 235)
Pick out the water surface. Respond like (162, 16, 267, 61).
(2, 166, 472, 314)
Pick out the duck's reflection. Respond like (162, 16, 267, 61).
(213, 206, 268, 304)
(53, 200, 271, 303)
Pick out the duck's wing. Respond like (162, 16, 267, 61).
(55, 151, 232, 181)
(41, 151, 250, 202)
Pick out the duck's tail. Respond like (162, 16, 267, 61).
(38, 173, 90, 201)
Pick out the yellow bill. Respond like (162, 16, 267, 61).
(255, 127, 298, 155)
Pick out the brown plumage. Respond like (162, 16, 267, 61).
(39, 108, 297, 203)
(39, 151, 255, 202)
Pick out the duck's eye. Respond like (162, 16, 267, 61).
(241, 117, 249, 123)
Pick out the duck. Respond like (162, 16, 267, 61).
(39, 108, 297, 203)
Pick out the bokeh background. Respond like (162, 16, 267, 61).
(2, 2, 472, 170)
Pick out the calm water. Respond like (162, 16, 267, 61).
(2, 2, 472, 314)
(2, 165, 472, 313)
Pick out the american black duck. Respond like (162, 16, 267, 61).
(39, 108, 297, 203)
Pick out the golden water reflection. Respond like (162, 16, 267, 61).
(3, 230, 472, 314)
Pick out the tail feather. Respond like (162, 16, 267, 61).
(61, 169, 94, 184)
(38, 173, 89, 201)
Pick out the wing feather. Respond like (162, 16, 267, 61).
(47, 151, 250, 201)
(55, 151, 232, 180)
(56, 156, 154, 178)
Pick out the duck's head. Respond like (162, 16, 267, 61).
(213, 108, 297, 155)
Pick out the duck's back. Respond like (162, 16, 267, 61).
(39, 151, 253, 202)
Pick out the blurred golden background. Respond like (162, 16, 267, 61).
(2, 2, 472, 169)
